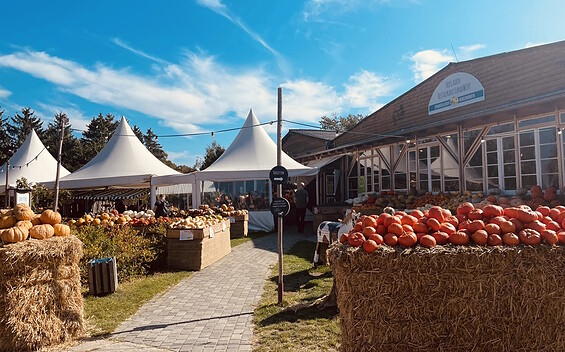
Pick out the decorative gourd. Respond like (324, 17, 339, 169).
(30, 224, 55, 240)
(13, 203, 35, 221)
(488, 187, 502, 195)
(53, 223, 70, 237)
(30, 214, 42, 225)
(515, 188, 528, 196)
(0, 215, 17, 229)
(40, 210, 62, 225)
(0, 226, 29, 243)
(16, 220, 33, 230)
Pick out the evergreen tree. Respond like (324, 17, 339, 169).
(132, 125, 144, 143)
(7, 107, 44, 147)
(80, 113, 118, 165)
(143, 128, 168, 162)
(0, 108, 15, 165)
(43, 112, 84, 172)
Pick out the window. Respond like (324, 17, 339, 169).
(326, 174, 335, 196)
(518, 115, 555, 128)
(408, 150, 417, 192)
(418, 145, 441, 192)
(380, 147, 391, 191)
(393, 145, 407, 191)
(519, 127, 559, 189)
(465, 146, 484, 192)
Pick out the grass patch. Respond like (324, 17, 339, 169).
(231, 231, 271, 247)
(83, 271, 192, 336)
(253, 241, 340, 351)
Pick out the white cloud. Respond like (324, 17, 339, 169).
(408, 49, 453, 83)
(113, 38, 170, 65)
(302, 0, 416, 21)
(0, 86, 11, 98)
(166, 150, 198, 166)
(0, 48, 395, 136)
(343, 70, 392, 111)
(196, 0, 289, 73)
(459, 44, 485, 55)
(525, 41, 548, 48)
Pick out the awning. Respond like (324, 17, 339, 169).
(303, 155, 343, 175)
(72, 188, 148, 200)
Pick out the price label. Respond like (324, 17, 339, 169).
(179, 230, 194, 241)
(209, 227, 214, 238)
(222, 221, 226, 232)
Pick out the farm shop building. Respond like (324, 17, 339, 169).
(283, 40, 565, 202)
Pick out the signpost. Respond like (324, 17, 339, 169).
(270, 197, 290, 217)
(269, 165, 288, 186)
(275, 87, 285, 304)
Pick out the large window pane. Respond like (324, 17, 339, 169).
(520, 146, 536, 160)
(519, 132, 535, 146)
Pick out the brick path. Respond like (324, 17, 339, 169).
(70, 226, 313, 352)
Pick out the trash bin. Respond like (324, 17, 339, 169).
(88, 257, 118, 295)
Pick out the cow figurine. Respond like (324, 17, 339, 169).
(313, 209, 359, 267)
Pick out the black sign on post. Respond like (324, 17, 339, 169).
(269, 165, 288, 186)
(270, 197, 290, 217)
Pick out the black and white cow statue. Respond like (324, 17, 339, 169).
(313, 209, 359, 267)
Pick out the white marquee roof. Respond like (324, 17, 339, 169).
(195, 109, 311, 181)
(0, 130, 70, 193)
(56, 116, 179, 189)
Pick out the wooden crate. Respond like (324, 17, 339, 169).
(167, 226, 231, 271)
(230, 219, 248, 238)
(166, 220, 230, 240)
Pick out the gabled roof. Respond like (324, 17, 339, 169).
(195, 109, 311, 181)
(56, 116, 179, 189)
(284, 129, 339, 141)
(0, 130, 70, 192)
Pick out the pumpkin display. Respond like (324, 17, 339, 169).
(0, 226, 29, 243)
(40, 209, 62, 225)
(53, 223, 71, 237)
(15, 220, 33, 230)
(30, 214, 42, 226)
(30, 224, 55, 240)
(0, 215, 17, 229)
(13, 203, 35, 221)
(362, 239, 378, 253)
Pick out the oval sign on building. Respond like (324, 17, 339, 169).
(428, 72, 485, 115)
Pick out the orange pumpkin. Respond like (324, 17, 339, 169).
(362, 216, 377, 229)
(384, 233, 398, 246)
(426, 218, 441, 231)
(431, 231, 449, 245)
(499, 221, 516, 234)
(468, 209, 484, 220)
(541, 229, 558, 245)
(483, 205, 504, 218)
(487, 234, 502, 246)
(30, 224, 55, 240)
(53, 223, 71, 237)
(471, 230, 488, 246)
(363, 239, 378, 253)
(13, 203, 34, 221)
(367, 233, 384, 245)
(457, 202, 474, 215)
(40, 209, 62, 225)
(398, 232, 417, 247)
(348, 232, 365, 247)
(420, 234, 436, 248)
(502, 232, 520, 246)
(485, 223, 501, 235)
(450, 231, 469, 245)
(0, 226, 28, 243)
(519, 229, 541, 246)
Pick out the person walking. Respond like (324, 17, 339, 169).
(293, 182, 309, 233)
(153, 194, 170, 218)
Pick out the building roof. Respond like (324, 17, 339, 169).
(285, 129, 339, 141)
(334, 40, 565, 149)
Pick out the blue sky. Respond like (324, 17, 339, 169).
(1, 0, 565, 166)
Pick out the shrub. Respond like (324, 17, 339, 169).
(73, 224, 167, 285)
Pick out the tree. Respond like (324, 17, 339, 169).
(143, 128, 168, 162)
(319, 113, 364, 133)
(132, 125, 144, 143)
(80, 113, 118, 165)
(196, 141, 225, 170)
(7, 107, 44, 147)
(43, 112, 84, 172)
(0, 108, 14, 165)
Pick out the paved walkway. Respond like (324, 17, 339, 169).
(70, 225, 314, 352)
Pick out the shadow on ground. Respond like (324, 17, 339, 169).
(258, 301, 338, 326)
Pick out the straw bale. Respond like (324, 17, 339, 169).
(0, 236, 84, 351)
(328, 243, 565, 352)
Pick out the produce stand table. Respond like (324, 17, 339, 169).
(227, 213, 248, 238)
(328, 244, 565, 352)
(312, 205, 347, 233)
(167, 220, 231, 271)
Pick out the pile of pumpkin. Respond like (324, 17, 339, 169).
(0, 204, 70, 243)
(341, 202, 565, 253)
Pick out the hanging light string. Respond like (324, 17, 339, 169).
(1, 147, 48, 172)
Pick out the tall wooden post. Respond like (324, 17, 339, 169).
(54, 116, 68, 212)
(277, 87, 284, 304)
(4, 160, 9, 208)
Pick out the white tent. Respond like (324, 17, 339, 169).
(0, 130, 69, 193)
(196, 109, 312, 181)
(152, 109, 313, 231)
(55, 116, 179, 190)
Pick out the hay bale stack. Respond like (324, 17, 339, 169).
(0, 236, 85, 351)
(328, 244, 565, 352)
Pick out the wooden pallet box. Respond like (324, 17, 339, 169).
(228, 216, 248, 238)
(167, 221, 231, 271)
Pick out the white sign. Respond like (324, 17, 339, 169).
(228, 217, 235, 224)
(209, 227, 214, 238)
(179, 230, 194, 241)
(15, 192, 30, 207)
(222, 221, 226, 232)
(428, 72, 485, 115)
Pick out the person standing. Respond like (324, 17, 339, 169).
(293, 182, 309, 233)
(153, 194, 170, 218)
